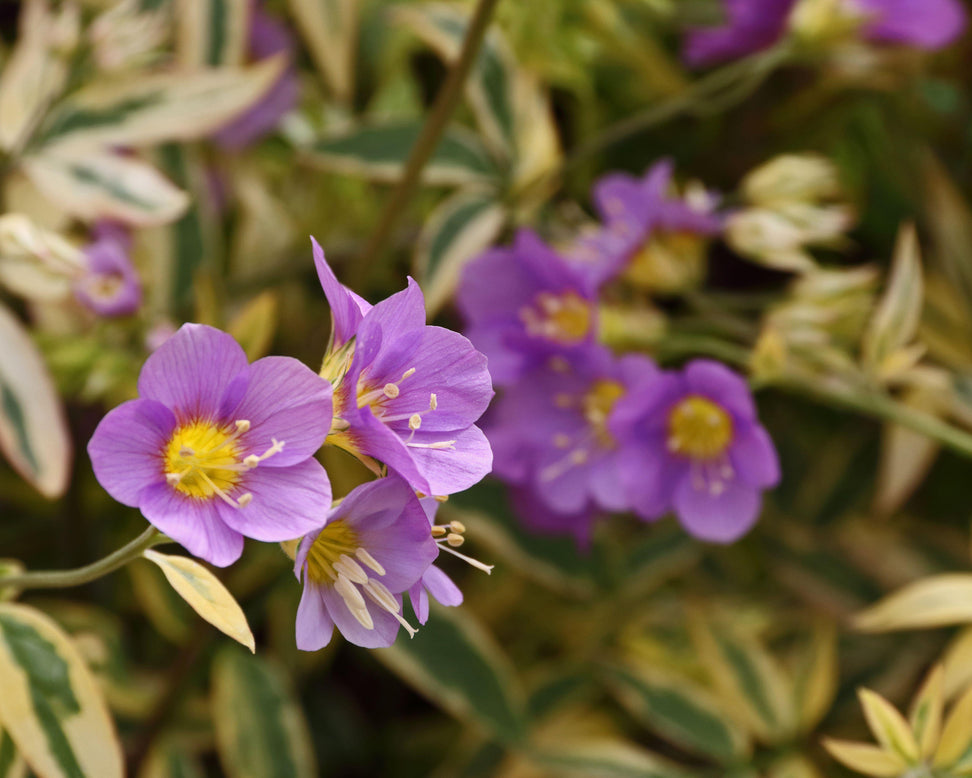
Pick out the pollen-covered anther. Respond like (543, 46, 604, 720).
(429, 393, 438, 410)
(449, 520, 466, 534)
(553, 433, 571, 449)
(409, 414, 422, 430)
(383, 382, 400, 399)
(446, 533, 464, 547)
(431, 526, 447, 538)
(354, 547, 385, 576)
(237, 492, 253, 507)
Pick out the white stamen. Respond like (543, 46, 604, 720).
(355, 547, 385, 576)
(402, 368, 416, 380)
(335, 573, 372, 628)
(165, 472, 184, 485)
(362, 578, 398, 613)
(431, 526, 447, 538)
(406, 439, 456, 450)
(334, 554, 369, 584)
(235, 419, 251, 433)
(436, 542, 494, 574)
(237, 492, 253, 507)
(243, 439, 285, 469)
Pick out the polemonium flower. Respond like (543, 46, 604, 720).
(212, 3, 300, 150)
(613, 359, 780, 543)
(74, 222, 141, 317)
(685, 0, 797, 67)
(509, 485, 604, 550)
(294, 476, 438, 650)
(457, 229, 598, 385)
(313, 239, 493, 497)
(486, 346, 660, 529)
(88, 324, 333, 566)
(568, 160, 722, 291)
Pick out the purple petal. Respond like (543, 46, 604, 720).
(320, 585, 401, 648)
(860, 0, 967, 48)
(296, 581, 335, 651)
(312, 238, 371, 349)
(683, 359, 756, 421)
(684, 0, 796, 67)
(510, 486, 600, 550)
(673, 476, 761, 543)
(408, 580, 430, 624)
(593, 173, 648, 226)
(457, 244, 540, 324)
(137, 324, 249, 423)
(360, 277, 427, 338)
(348, 408, 431, 494)
(217, 458, 330, 542)
(233, 356, 332, 466)
(423, 565, 463, 607)
(139, 482, 244, 567)
(74, 233, 142, 317)
(88, 399, 174, 506)
(729, 424, 780, 488)
(407, 424, 493, 496)
(212, 66, 299, 150)
(462, 324, 529, 386)
(589, 454, 629, 513)
(618, 440, 676, 521)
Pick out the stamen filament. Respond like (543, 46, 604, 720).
(355, 548, 385, 575)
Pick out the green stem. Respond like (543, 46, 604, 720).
(351, 0, 502, 289)
(0, 526, 165, 591)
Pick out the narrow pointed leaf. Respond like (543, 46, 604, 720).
(176, 0, 250, 68)
(934, 683, 972, 768)
(855, 574, 972, 632)
(0, 603, 123, 778)
(0, 727, 25, 778)
(909, 665, 944, 760)
(793, 621, 838, 733)
(530, 740, 689, 778)
(857, 688, 919, 763)
(143, 550, 255, 652)
(286, 0, 359, 102)
(227, 291, 279, 360)
(822, 739, 908, 777)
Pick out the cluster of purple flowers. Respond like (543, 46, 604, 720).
(88, 238, 494, 649)
(684, 0, 966, 67)
(459, 161, 780, 546)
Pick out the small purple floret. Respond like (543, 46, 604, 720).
(74, 222, 142, 317)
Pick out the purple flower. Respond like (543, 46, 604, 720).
(458, 229, 598, 386)
(613, 359, 780, 543)
(486, 346, 660, 535)
(294, 476, 439, 650)
(509, 485, 604, 550)
(313, 239, 494, 497)
(74, 222, 141, 317)
(88, 323, 333, 566)
(568, 160, 722, 290)
(684, 0, 966, 67)
(213, 3, 300, 150)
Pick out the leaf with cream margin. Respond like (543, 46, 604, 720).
(38, 57, 285, 148)
(0, 0, 67, 153)
(0, 726, 26, 778)
(0, 303, 70, 499)
(862, 224, 924, 379)
(21, 145, 190, 227)
(822, 739, 908, 777)
(176, 0, 250, 68)
(792, 620, 838, 733)
(211, 647, 317, 778)
(854, 574, 972, 632)
(415, 188, 506, 316)
(934, 683, 972, 769)
(0, 213, 86, 301)
(942, 627, 972, 700)
(529, 739, 690, 778)
(0, 602, 123, 778)
(143, 550, 255, 652)
(287, 0, 359, 103)
(909, 665, 944, 761)
(857, 688, 919, 763)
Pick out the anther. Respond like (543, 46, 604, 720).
(431, 526, 447, 538)
(446, 533, 464, 547)
(334, 554, 369, 584)
(434, 495, 448, 503)
(165, 472, 184, 485)
(409, 414, 422, 430)
(237, 493, 253, 507)
(354, 547, 385, 576)
(429, 393, 437, 410)
(553, 433, 571, 448)
(383, 383, 400, 399)
(234, 419, 251, 433)
(449, 520, 466, 533)
(402, 368, 416, 380)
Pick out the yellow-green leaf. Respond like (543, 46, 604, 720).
(909, 665, 944, 760)
(211, 647, 317, 778)
(0, 602, 123, 778)
(530, 739, 689, 778)
(227, 291, 279, 361)
(822, 739, 908, 777)
(0, 727, 26, 778)
(766, 754, 825, 778)
(793, 620, 838, 733)
(22, 146, 190, 227)
(854, 574, 972, 632)
(857, 688, 919, 763)
(934, 683, 972, 768)
(286, 0, 359, 103)
(943, 627, 972, 700)
(0, 303, 71, 499)
(143, 550, 255, 652)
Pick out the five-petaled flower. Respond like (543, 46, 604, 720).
(74, 222, 141, 317)
(313, 238, 494, 497)
(294, 476, 438, 649)
(613, 359, 780, 543)
(88, 323, 334, 566)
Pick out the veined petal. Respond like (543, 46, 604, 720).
(88, 399, 174, 506)
(217, 458, 331, 542)
(349, 407, 431, 494)
(408, 424, 493, 496)
(312, 237, 371, 349)
(423, 565, 463, 607)
(673, 476, 761, 543)
(361, 277, 427, 337)
(408, 580, 430, 625)
(295, 581, 334, 651)
(320, 584, 401, 648)
(137, 323, 249, 422)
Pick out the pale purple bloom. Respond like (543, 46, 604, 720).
(313, 238, 494, 497)
(88, 324, 333, 566)
(294, 476, 438, 650)
(510, 485, 604, 550)
(486, 346, 659, 535)
(74, 222, 141, 317)
(568, 160, 722, 289)
(685, 0, 966, 67)
(213, 3, 300, 150)
(458, 229, 598, 386)
(613, 359, 780, 543)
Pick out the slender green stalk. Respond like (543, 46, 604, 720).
(0, 526, 166, 591)
(351, 0, 502, 289)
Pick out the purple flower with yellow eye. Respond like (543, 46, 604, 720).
(88, 324, 333, 566)
(313, 239, 494, 497)
(74, 222, 141, 317)
(568, 161, 722, 292)
(294, 476, 438, 650)
(457, 229, 598, 386)
(613, 359, 780, 543)
(486, 346, 660, 524)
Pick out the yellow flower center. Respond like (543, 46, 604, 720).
(667, 396, 733, 460)
(582, 379, 625, 446)
(626, 231, 707, 293)
(520, 290, 593, 344)
(164, 420, 242, 499)
(305, 520, 360, 583)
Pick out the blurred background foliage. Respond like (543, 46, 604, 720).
(3, 0, 972, 776)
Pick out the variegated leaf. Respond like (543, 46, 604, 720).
(530, 740, 689, 778)
(143, 550, 255, 652)
(943, 627, 972, 700)
(0, 303, 70, 499)
(934, 683, 972, 769)
(822, 739, 907, 777)
(765, 755, 825, 778)
(22, 145, 190, 226)
(0, 213, 86, 301)
(0, 603, 123, 778)
(855, 574, 972, 632)
(792, 620, 838, 733)
(227, 292, 279, 361)
(286, 0, 359, 103)
(415, 188, 505, 316)
(0, 727, 26, 778)
(39, 58, 285, 148)
(211, 648, 317, 778)
(176, 0, 249, 68)
(909, 665, 944, 760)
(857, 688, 919, 763)
(304, 121, 499, 186)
